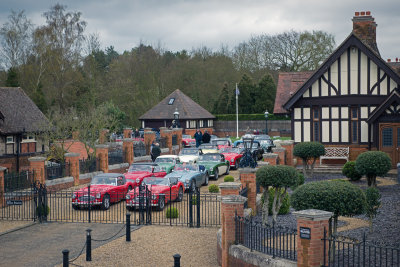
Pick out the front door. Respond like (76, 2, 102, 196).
(379, 123, 400, 168)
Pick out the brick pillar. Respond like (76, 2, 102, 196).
(160, 129, 173, 154)
(99, 129, 109, 144)
(263, 153, 278, 165)
(0, 167, 6, 207)
(239, 168, 257, 212)
(272, 147, 286, 165)
(65, 153, 80, 186)
(221, 195, 247, 267)
(123, 138, 134, 165)
(175, 128, 183, 151)
(95, 145, 109, 173)
(219, 182, 241, 196)
(123, 128, 132, 138)
(281, 140, 294, 166)
(144, 131, 156, 155)
(144, 127, 153, 133)
(28, 157, 46, 184)
(294, 209, 333, 267)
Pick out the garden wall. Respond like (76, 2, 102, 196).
(213, 120, 291, 137)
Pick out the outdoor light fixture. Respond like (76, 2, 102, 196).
(173, 108, 180, 128)
(264, 109, 269, 135)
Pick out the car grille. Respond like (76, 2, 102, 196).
(79, 195, 95, 202)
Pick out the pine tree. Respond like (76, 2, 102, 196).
(237, 74, 254, 114)
(253, 74, 276, 113)
(5, 67, 20, 87)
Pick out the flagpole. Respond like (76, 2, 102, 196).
(236, 83, 239, 138)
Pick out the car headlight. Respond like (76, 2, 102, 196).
(96, 193, 101, 199)
(126, 194, 131, 200)
(231, 159, 234, 162)
(152, 195, 157, 200)
(72, 193, 76, 199)
(136, 178, 140, 183)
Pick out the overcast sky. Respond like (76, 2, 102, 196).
(1, 0, 399, 60)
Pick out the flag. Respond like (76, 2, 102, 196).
(235, 84, 240, 96)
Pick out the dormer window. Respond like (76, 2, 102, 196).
(168, 98, 175, 105)
(6, 136, 14, 143)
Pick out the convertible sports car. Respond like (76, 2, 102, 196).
(182, 134, 196, 147)
(254, 135, 275, 152)
(198, 143, 219, 154)
(220, 147, 243, 169)
(154, 155, 180, 173)
(126, 176, 184, 211)
(72, 173, 128, 210)
(178, 148, 202, 163)
(211, 138, 233, 149)
(124, 163, 166, 188)
(164, 163, 208, 191)
(234, 140, 265, 161)
(197, 153, 230, 179)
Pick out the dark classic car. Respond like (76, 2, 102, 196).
(234, 140, 265, 161)
(124, 163, 167, 188)
(126, 176, 184, 211)
(72, 173, 128, 210)
(197, 153, 230, 179)
(164, 163, 208, 191)
(254, 135, 275, 152)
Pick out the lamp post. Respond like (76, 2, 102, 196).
(239, 135, 257, 168)
(264, 110, 269, 135)
(173, 108, 180, 128)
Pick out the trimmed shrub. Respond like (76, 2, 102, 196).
(36, 205, 50, 217)
(355, 151, 391, 187)
(291, 172, 305, 190)
(224, 175, 235, 182)
(261, 188, 290, 215)
(166, 207, 179, 218)
(293, 142, 325, 178)
(342, 161, 362, 181)
(208, 184, 219, 193)
(365, 187, 381, 232)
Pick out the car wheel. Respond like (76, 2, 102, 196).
(72, 205, 80, 210)
(157, 196, 165, 211)
(101, 194, 110, 210)
(177, 187, 183, 202)
(203, 173, 209, 186)
(225, 165, 230, 175)
(214, 169, 219, 180)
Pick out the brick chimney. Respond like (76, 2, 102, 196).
(352, 11, 380, 56)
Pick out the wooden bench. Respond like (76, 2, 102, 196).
(320, 147, 349, 165)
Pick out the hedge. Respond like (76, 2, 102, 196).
(214, 114, 291, 121)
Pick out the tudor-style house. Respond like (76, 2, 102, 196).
(0, 87, 49, 172)
(276, 11, 400, 167)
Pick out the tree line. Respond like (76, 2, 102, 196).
(0, 4, 335, 128)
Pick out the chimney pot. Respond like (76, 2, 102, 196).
(366, 11, 371, 15)
(361, 11, 366, 16)
(396, 58, 398, 62)
(388, 59, 391, 62)
(355, 12, 360, 16)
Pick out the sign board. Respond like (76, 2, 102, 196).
(6, 200, 23, 206)
(300, 227, 311, 239)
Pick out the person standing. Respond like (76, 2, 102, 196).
(194, 129, 203, 148)
(202, 130, 211, 143)
(151, 142, 161, 162)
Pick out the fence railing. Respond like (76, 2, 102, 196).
(79, 158, 99, 174)
(45, 162, 70, 180)
(4, 171, 35, 192)
(172, 135, 178, 146)
(322, 229, 400, 266)
(108, 150, 124, 165)
(235, 215, 297, 261)
(133, 141, 146, 157)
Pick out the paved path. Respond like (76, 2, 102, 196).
(0, 222, 139, 267)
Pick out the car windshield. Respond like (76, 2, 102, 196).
(220, 147, 241, 154)
(174, 164, 198, 171)
(182, 135, 192, 139)
(91, 176, 117, 186)
(142, 177, 169, 186)
(155, 158, 174, 163)
(179, 149, 198, 155)
(128, 164, 153, 172)
(199, 144, 216, 149)
(199, 154, 220, 161)
(260, 140, 272, 145)
(212, 140, 229, 146)
(254, 135, 270, 140)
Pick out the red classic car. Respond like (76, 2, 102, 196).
(211, 138, 233, 150)
(124, 163, 167, 188)
(220, 147, 243, 169)
(126, 176, 184, 211)
(182, 134, 196, 147)
(72, 173, 128, 210)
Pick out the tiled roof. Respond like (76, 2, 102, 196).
(139, 89, 215, 120)
(273, 72, 313, 114)
(0, 87, 49, 134)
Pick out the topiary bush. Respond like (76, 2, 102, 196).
(208, 184, 219, 193)
(355, 151, 391, 187)
(291, 180, 366, 233)
(166, 207, 179, 218)
(261, 188, 290, 215)
(224, 175, 235, 182)
(291, 172, 305, 190)
(293, 142, 325, 178)
(342, 161, 362, 181)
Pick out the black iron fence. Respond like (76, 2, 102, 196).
(239, 186, 248, 209)
(108, 150, 124, 165)
(322, 229, 400, 266)
(172, 135, 178, 146)
(45, 161, 70, 180)
(133, 141, 146, 157)
(158, 137, 167, 149)
(235, 215, 297, 262)
(79, 157, 99, 174)
(4, 171, 35, 192)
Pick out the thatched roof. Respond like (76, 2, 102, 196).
(0, 87, 49, 134)
(139, 89, 215, 120)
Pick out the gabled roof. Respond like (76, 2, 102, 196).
(139, 89, 215, 120)
(283, 33, 400, 110)
(0, 87, 49, 134)
(273, 72, 313, 114)
(367, 88, 400, 123)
